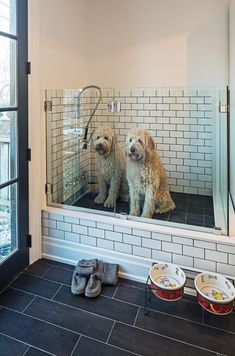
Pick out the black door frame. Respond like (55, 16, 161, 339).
(0, 0, 29, 289)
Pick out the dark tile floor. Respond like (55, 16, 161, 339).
(0, 259, 234, 356)
(73, 192, 215, 229)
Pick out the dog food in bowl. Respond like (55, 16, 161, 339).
(149, 263, 186, 301)
(194, 272, 235, 315)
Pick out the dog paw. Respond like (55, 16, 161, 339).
(94, 194, 106, 204)
(104, 198, 114, 208)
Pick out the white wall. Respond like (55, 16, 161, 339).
(28, 0, 89, 262)
(229, 0, 235, 234)
(86, 0, 229, 87)
(39, 0, 88, 88)
(28, 0, 232, 263)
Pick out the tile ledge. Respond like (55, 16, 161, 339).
(42, 205, 235, 245)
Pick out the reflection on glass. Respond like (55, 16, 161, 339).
(0, 111, 17, 184)
(0, 183, 17, 263)
(0, 0, 16, 35)
(0, 36, 17, 107)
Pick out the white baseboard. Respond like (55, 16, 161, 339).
(42, 236, 196, 296)
(42, 236, 152, 283)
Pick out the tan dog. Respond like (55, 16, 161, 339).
(125, 128, 175, 218)
(92, 127, 127, 208)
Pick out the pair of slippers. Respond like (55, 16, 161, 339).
(71, 259, 119, 298)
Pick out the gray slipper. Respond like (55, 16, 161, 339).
(77, 259, 98, 276)
(71, 271, 87, 295)
(95, 262, 119, 286)
(85, 274, 102, 298)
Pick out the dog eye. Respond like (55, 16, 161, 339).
(129, 138, 132, 142)
(138, 139, 143, 144)
(104, 136, 108, 140)
(97, 136, 100, 140)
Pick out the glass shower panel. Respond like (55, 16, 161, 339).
(45, 88, 116, 214)
(46, 89, 87, 206)
(213, 88, 228, 234)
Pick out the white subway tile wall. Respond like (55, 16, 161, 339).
(46, 87, 215, 205)
(46, 89, 92, 204)
(42, 211, 235, 276)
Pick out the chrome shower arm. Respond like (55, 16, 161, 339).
(79, 85, 102, 145)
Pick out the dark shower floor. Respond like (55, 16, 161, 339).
(73, 192, 215, 229)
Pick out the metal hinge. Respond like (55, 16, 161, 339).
(27, 234, 32, 248)
(26, 148, 31, 161)
(219, 104, 229, 113)
(107, 101, 121, 113)
(45, 183, 53, 194)
(44, 100, 52, 112)
(214, 226, 222, 235)
(25, 62, 31, 75)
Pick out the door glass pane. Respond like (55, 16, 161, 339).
(0, 36, 17, 107)
(0, 111, 17, 184)
(0, 0, 17, 35)
(0, 183, 17, 263)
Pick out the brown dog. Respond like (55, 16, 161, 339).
(125, 128, 175, 218)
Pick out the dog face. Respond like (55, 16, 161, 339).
(92, 127, 116, 156)
(125, 128, 155, 161)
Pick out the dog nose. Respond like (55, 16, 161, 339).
(130, 146, 136, 153)
(97, 143, 103, 149)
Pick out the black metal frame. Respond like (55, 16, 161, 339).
(0, 0, 29, 290)
(227, 86, 230, 235)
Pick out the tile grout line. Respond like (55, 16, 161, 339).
(0, 332, 56, 356)
(105, 320, 116, 344)
(69, 334, 81, 356)
(21, 295, 37, 314)
(133, 306, 140, 327)
(0, 304, 220, 355)
(1, 303, 139, 356)
(22, 344, 30, 356)
(51, 284, 64, 300)
(40, 265, 54, 278)
(6, 284, 235, 337)
(0, 270, 23, 295)
(81, 334, 142, 356)
(112, 283, 119, 299)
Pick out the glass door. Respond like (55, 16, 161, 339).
(0, 0, 29, 288)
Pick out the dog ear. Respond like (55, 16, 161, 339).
(145, 131, 155, 160)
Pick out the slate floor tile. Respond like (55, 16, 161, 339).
(25, 347, 53, 356)
(73, 192, 214, 228)
(115, 284, 203, 323)
(119, 278, 145, 289)
(12, 273, 61, 299)
(0, 287, 34, 312)
(135, 308, 235, 355)
(109, 322, 216, 356)
(73, 336, 134, 356)
(0, 333, 28, 356)
(24, 296, 113, 341)
(25, 261, 52, 277)
(0, 307, 79, 356)
(100, 284, 118, 297)
(53, 285, 138, 325)
(43, 266, 73, 286)
(204, 311, 235, 333)
(40, 258, 75, 271)
(186, 213, 204, 226)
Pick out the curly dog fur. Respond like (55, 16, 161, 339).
(92, 127, 127, 208)
(125, 128, 175, 218)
